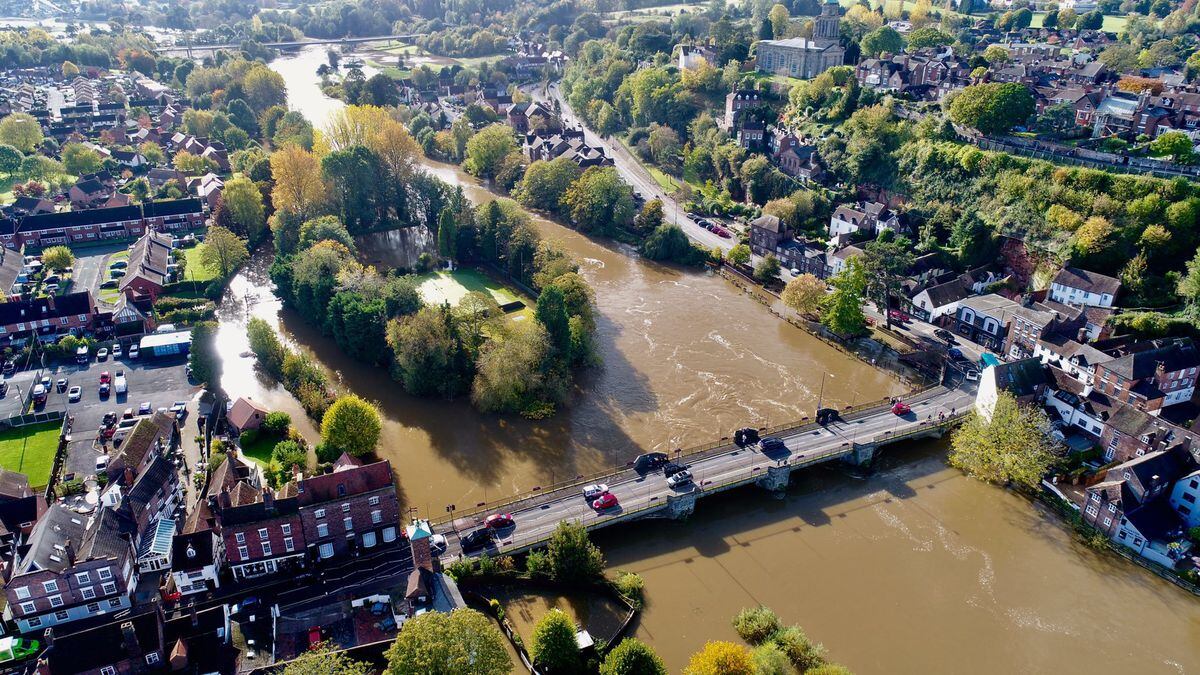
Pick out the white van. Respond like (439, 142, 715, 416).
(114, 371, 127, 395)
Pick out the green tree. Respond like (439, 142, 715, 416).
(320, 394, 382, 457)
(531, 609, 581, 673)
(860, 26, 905, 57)
(1077, 10, 1103, 30)
(640, 224, 707, 265)
(684, 641, 754, 675)
(822, 257, 868, 336)
(300, 216, 356, 252)
(1150, 131, 1195, 164)
(221, 176, 267, 242)
(388, 306, 472, 399)
(188, 321, 221, 390)
(732, 606, 782, 645)
(862, 234, 915, 330)
(905, 27, 953, 50)
(750, 644, 794, 675)
(727, 243, 751, 267)
(243, 65, 288, 113)
(385, 608, 512, 675)
(535, 284, 572, 355)
(770, 626, 827, 672)
(754, 254, 782, 284)
(600, 638, 666, 675)
(0, 113, 42, 153)
(516, 157, 581, 214)
(950, 391, 1059, 489)
(948, 83, 1035, 135)
(982, 45, 1011, 65)
(1178, 248, 1200, 314)
(547, 520, 604, 582)
(562, 166, 635, 234)
(322, 145, 381, 232)
(61, 60, 79, 78)
(781, 274, 825, 317)
(280, 641, 371, 675)
(201, 225, 250, 278)
(471, 321, 568, 416)
(247, 317, 287, 378)
(634, 198, 665, 235)
(40, 245, 75, 272)
(465, 124, 517, 179)
(437, 208, 458, 261)
(768, 3, 790, 38)
(0, 144, 20, 177)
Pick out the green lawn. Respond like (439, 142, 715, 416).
(238, 432, 279, 467)
(1030, 11, 1132, 32)
(0, 422, 61, 488)
(416, 268, 532, 320)
(182, 245, 219, 284)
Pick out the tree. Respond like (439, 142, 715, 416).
(822, 257, 867, 336)
(247, 317, 287, 378)
(464, 124, 517, 179)
(727, 243, 751, 267)
(281, 641, 371, 675)
(982, 45, 1011, 65)
(388, 307, 472, 399)
(61, 60, 79, 78)
(546, 521, 604, 582)
(781, 274, 825, 317)
(860, 26, 905, 57)
(243, 65, 288, 113)
(1151, 131, 1195, 164)
(385, 608, 512, 675)
(201, 225, 250, 278)
(770, 626, 826, 672)
(0, 113, 43, 153)
(0, 144, 20, 177)
(754, 254, 782, 284)
(640, 224, 707, 265)
(1073, 215, 1114, 256)
(300, 216, 355, 252)
(516, 158, 581, 214)
(768, 3, 790, 38)
(174, 151, 219, 175)
(600, 638, 667, 675)
(948, 83, 1035, 135)
(437, 208, 458, 261)
(634, 198, 664, 235)
(270, 145, 326, 221)
(1077, 9, 1104, 30)
(320, 394, 382, 457)
(535, 284, 572, 355)
(561, 167, 635, 234)
(188, 321, 220, 390)
(732, 606, 781, 645)
(531, 609, 580, 673)
(684, 641, 754, 675)
(471, 321, 568, 415)
(221, 176, 267, 242)
(750, 644, 794, 675)
(950, 391, 1059, 489)
(1178, 249, 1200, 313)
(905, 27, 953, 50)
(62, 143, 103, 175)
(862, 234, 915, 329)
(41, 246, 75, 272)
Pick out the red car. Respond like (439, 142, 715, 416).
(891, 401, 911, 416)
(887, 309, 908, 323)
(485, 513, 514, 529)
(99, 371, 111, 384)
(592, 493, 619, 510)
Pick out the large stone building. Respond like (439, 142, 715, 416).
(755, 0, 845, 79)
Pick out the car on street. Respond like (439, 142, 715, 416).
(592, 492, 619, 510)
(934, 328, 954, 343)
(94, 455, 108, 474)
(112, 343, 121, 358)
(891, 401, 911, 416)
(582, 484, 609, 500)
(99, 383, 111, 398)
(138, 402, 152, 416)
(484, 513, 514, 529)
(634, 452, 668, 473)
(947, 347, 965, 361)
(99, 371, 111, 384)
(713, 227, 731, 238)
(759, 437, 787, 454)
(128, 344, 139, 359)
(460, 528, 493, 551)
(39, 376, 50, 389)
(666, 470, 693, 488)
(887, 309, 909, 324)
(661, 461, 686, 477)
(100, 280, 118, 289)
(31, 384, 46, 404)
(56, 378, 67, 392)
(97, 348, 108, 361)
(170, 401, 187, 417)
(2, 361, 14, 376)
(0, 382, 7, 397)
(67, 386, 81, 403)
(429, 533, 448, 554)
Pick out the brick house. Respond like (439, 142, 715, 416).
(0, 291, 96, 346)
(140, 198, 204, 233)
(8, 205, 145, 248)
(119, 231, 174, 301)
(297, 453, 401, 560)
(1083, 447, 1193, 567)
(214, 479, 305, 582)
(1093, 338, 1200, 414)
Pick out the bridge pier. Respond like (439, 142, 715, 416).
(666, 491, 696, 520)
(755, 464, 792, 498)
(847, 443, 877, 468)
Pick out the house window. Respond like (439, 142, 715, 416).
(284, 537, 294, 552)
(81, 587, 95, 599)
(1134, 537, 1143, 546)
(108, 598, 121, 609)
(146, 653, 160, 665)
(261, 542, 272, 557)
(49, 595, 63, 607)
(1086, 505, 1098, 517)
(54, 610, 69, 622)
(315, 508, 326, 518)
(319, 543, 334, 559)
(1184, 493, 1196, 503)
(1107, 503, 1117, 513)
(1090, 493, 1100, 502)
(342, 503, 351, 513)
(14, 586, 30, 600)
(76, 571, 91, 584)
(98, 568, 112, 580)
(237, 546, 249, 560)
(258, 528, 269, 540)
(1103, 517, 1112, 527)
(235, 532, 245, 544)
(317, 523, 329, 538)
(43, 580, 58, 593)
(101, 582, 117, 595)
(363, 532, 377, 548)
(382, 527, 397, 543)
(281, 524, 291, 536)
(86, 602, 100, 613)
(19, 602, 35, 614)
(100, 667, 116, 675)
(371, 510, 382, 524)
(369, 496, 380, 506)
(343, 517, 353, 531)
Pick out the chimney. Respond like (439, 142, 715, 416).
(64, 538, 75, 566)
(124, 465, 135, 488)
(1077, 328, 1089, 343)
(262, 487, 275, 514)
(120, 620, 142, 661)
(407, 519, 434, 572)
(218, 486, 231, 510)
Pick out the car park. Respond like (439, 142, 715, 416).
(68, 386, 81, 402)
(460, 528, 493, 551)
(633, 452, 668, 473)
(592, 492, 619, 510)
(666, 470, 693, 488)
(484, 513, 514, 529)
(582, 484, 609, 500)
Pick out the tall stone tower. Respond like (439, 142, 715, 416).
(813, 0, 841, 49)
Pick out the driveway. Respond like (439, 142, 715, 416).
(72, 243, 128, 305)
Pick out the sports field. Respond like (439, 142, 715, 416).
(416, 268, 531, 320)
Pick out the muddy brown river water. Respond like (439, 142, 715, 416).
(213, 47, 1200, 672)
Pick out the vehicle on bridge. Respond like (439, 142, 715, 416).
(583, 484, 609, 500)
(592, 492, 619, 510)
(667, 469, 693, 488)
(759, 437, 788, 455)
(734, 428, 761, 446)
(485, 513, 514, 529)
(634, 452, 669, 473)
(461, 528, 493, 551)
(891, 401, 912, 416)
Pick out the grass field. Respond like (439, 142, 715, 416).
(182, 244, 219, 284)
(416, 268, 532, 320)
(0, 422, 61, 488)
(1030, 11, 1132, 32)
(238, 433, 278, 467)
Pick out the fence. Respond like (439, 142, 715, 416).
(955, 127, 1200, 180)
(0, 409, 64, 430)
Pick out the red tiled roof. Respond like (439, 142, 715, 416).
(298, 459, 393, 504)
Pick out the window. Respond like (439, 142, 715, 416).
(341, 503, 351, 513)
(100, 667, 116, 675)
(315, 508, 326, 518)
(108, 598, 121, 609)
(1107, 503, 1117, 513)
(261, 542, 272, 557)
(49, 595, 63, 608)
(19, 601, 35, 614)
(101, 582, 117, 595)
(86, 602, 100, 613)
(363, 532, 377, 548)
(81, 587, 96, 600)
(54, 610, 69, 621)
(97, 568, 112, 581)
(237, 546, 249, 560)
(369, 496, 380, 506)
(371, 510, 382, 524)
(235, 532, 245, 544)
(43, 580, 58, 593)
(343, 517, 353, 531)
(281, 524, 291, 536)
(382, 527, 397, 543)
(284, 537, 294, 552)
(1103, 517, 1112, 527)
(76, 571, 91, 584)
(14, 586, 30, 600)
(319, 542, 334, 559)
(258, 528, 269, 540)
(1090, 493, 1100, 502)
(146, 653, 160, 665)
(1185, 493, 1197, 504)
(1086, 505, 1098, 517)
(317, 523, 329, 538)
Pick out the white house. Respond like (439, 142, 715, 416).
(827, 201, 899, 238)
(827, 244, 863, 277)
(171, 529, 222, 597)
(910, 278, 971, 322)
(1048, 267, 1120, 308)
(974, 357, 1046, 420)
(1169, 469, 1200, 529)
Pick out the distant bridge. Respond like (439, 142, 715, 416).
(157, 33, 428, 56)
(438, 383, 977, 559)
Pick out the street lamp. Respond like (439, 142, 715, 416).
(445, 504, 456, 532)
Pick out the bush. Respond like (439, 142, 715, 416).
(446, 557, 477, 581)
(526, 550, 552, 577)
(615, 572, 645, 607)
(262, 411, 291, 435)
(769, 625, 826, 672)
(732, 606, 781, 645)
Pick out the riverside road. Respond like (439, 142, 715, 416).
(441, 383, 977, 560)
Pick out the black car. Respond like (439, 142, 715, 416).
(759, 437, 787, 454)
(634, 452, 669, 473)
(934, 328, 955, 343)
(661, 461, 686, 477)
(460, 528, 493, 551)
(733, 427, 761, 447)
(816, 407, 839, 425)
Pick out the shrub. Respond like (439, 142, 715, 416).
(732, 606, 781, 645)
(446, 557, 477, 581)
(262, 411, 291, 435)
(615, 572, 645, 607)
(769, 625, 826, 672)
(526, 550, 552, 577)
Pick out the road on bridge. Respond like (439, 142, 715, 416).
(439, 384, 976, 560)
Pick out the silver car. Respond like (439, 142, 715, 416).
(582, 483, 609, 499)
(666, 470, 693, 488)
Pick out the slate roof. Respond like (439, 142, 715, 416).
(0, 468, 31, 500)
(1053, 266, 1121, 296)
(1103, 339, 1200, 381)
(43, 607, 163, 675)
(17, 503, 87, 573)
(20, 205, 142, 232)
(120, 230, 173, 292)
(0, 291, 93, 327)
(141, 198, 202, 218)
(172, 529, 215, 571)
(918, 278, 971, 308)
(111, 412, 175, 475)
(751, 214, 783, 233)
(990, 357, 1047, 398)
(296, 456, 393, 505)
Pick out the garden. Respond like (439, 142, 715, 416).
(416, 267, 532, 321)
(0, 421, 61, 489)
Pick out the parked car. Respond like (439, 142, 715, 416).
(484, 513, 514, 529)
(39, 375, 50, 389)
(122, 408, 133, 419)
(97, 348, 108, 361)
(100, 280, 118, 289)
(759, 437, 788, 454)
(94, 455, 108, 474)
(592, 492, 619, 510)
(128, 344, 139, 359)
(138, 401, 152, 415)
(99, 383, 111, 398)
(114, 372, 127, 395)
(55, 378, 67, 392)
(934, 328, 954, 343)
(2, 361, 14, 376)
(67, 386, 81, 403)
(112, 343, 121, 358)
(102, 411, 117, 426)
(460, 528, 493, 551)
(582, 484, 609, 500)
(714, 227, 731, 238)
(947, 347, 965, 361)
(429, 533, 448, 554)
(633, 452, 668, 473)
(891, 401, 911, 416)
(31, 384, 46, 404)
(666, 470, 693, 488)
(109, 260, 128, 269)
(169, 401, 187, 416)
(99, 371, 111, 384)
(0, 382, 7, 397)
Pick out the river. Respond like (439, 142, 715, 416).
(233, 46, 1200, 673)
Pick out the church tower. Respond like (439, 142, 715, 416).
(812, 0, 841, 49)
